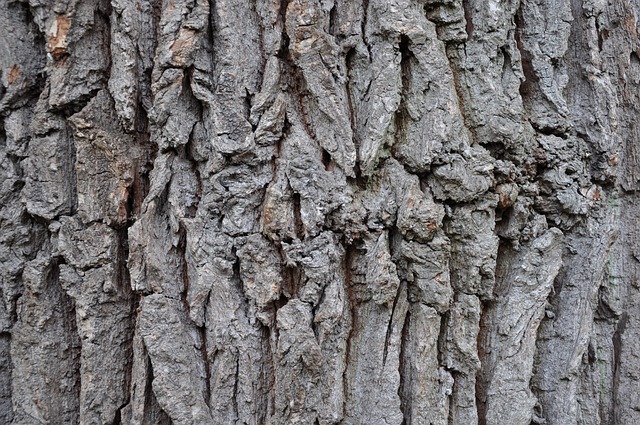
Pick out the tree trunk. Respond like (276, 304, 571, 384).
(1, 0, 639, 424)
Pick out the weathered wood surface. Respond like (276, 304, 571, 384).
(1, 0, 640, 423)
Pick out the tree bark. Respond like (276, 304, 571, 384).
(1, 0, 639, 424)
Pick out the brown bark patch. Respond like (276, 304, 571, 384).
(624, 14, 637, 36)
(7, 65, 20, 84)
(170, 28, 197, 66)
(48, 15, 72, 60)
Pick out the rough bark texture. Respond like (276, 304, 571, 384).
(1, 0, 640, 424)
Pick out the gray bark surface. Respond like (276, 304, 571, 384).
(1, 0, 639, 424)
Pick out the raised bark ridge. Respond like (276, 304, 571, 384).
(1, 0, 639, 424)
